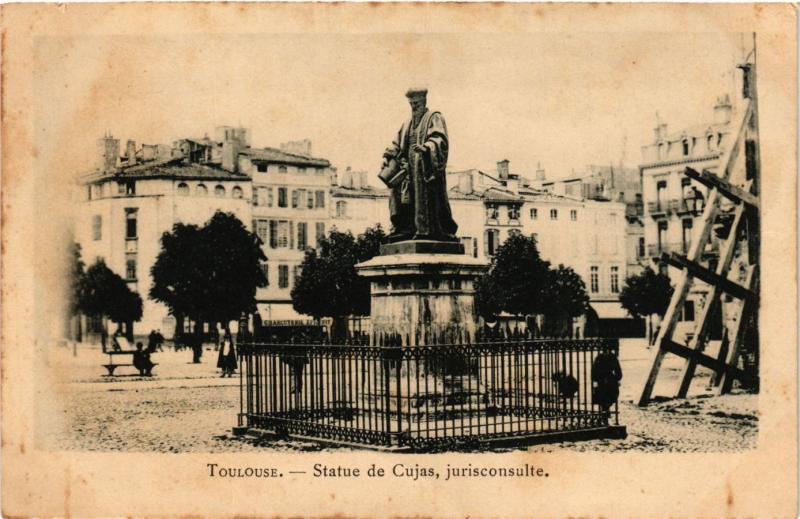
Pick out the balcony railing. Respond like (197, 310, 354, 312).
(647, 242, 687, 257)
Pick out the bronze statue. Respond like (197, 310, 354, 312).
(380, 88, 458, 243)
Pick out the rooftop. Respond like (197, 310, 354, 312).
(242, 147, 330, 168)
(82, 158, 250, 183)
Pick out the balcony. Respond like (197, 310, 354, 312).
(648, 201, 669, 217)
(647, 242, 687, 258)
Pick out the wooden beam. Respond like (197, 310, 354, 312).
(660, 339, 758, 387)
(684, 167, 759, 209)
(661, 253, 756, 301)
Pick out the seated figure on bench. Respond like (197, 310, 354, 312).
(133, 342, 154, 377)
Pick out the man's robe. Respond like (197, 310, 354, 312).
(385, 109, 458, 241)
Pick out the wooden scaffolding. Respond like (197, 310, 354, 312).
(638, 40, 761, 406)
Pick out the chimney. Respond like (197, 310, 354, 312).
(359, 171, 368, 190)
(352, 169, 362, 190)
(497, 159, 510, 180)
(535, 162, 546, 181)
(341, 167, 353, 188)
(458, 172, 473, 194)
(126, 140, 137, 166)
(714, 94, 732, 125)
(97, 135, 120, 172)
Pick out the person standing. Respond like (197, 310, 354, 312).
(216, 330, 237, 377)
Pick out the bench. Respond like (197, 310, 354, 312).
(102, 351, 158, 376)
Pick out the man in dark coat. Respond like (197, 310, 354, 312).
(381, 88, 458, 242)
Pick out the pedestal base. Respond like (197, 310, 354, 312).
(356, 249, 488, 344)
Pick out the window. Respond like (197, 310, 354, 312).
(682, 139, 690, 156)
(681, 177, 691, 201)
(293, 265, 302, 282)
(278, 265, 289, 288)
(291, 190, 300, 209)
(638, 237, 645, 258)
(682, 219, 693, 253)
(460, 237, 472, 255)
(508, 206, 520, 221)
(550, 209, 558, 220)
(269, 220, 278, 248)
(177, 182, 189, 196)
(656, 179, 667, 210)
(707, 134, 714, 152)
(255, 220, 269, 244)
(682, 300, 696, 322)
(260, 262, 269, 285)
(315, 190, 325, 209)
(658, 143, 665, 160)
(92, 215, 102, 241)
(570, 209, 577, 221)
(125, 255, 137, 281)
(610, 266, 619, 293)
(196, 184, 208, 196)
(485, 229, 500, 256)
(125, 181, 136, 195)
(125, 209, 138, 239)
(316, 222, 325, 246)
(297, 222, 308, 250)
(472, 238, 478, 258)
(257, 163, 268, 173)
(657, 221, 668, 252)
(307, 191, 314, 209)
(590, 266, 599, 293)
(530, 208, 538, 220)
(486, 206, 498, 220)
(298, 167, 307, 175)
(278, 165, 287, 174)
(232, 186, 243, 199)
(278, 187, 287, 207)
(277, 220, 289, 248)
(214, 185, 226, 197)
(336, 201, 347, 217)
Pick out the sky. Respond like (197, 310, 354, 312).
(35, 31, 748, 184)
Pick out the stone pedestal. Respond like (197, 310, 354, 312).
(356, 240, 489, 344)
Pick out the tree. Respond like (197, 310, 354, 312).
(150, 211, 266, 361)
(67, 242, 86, 341)
(82, 259, 143, 340)
(619, 267, 674, 344)
(291, 225, 386, 340)
(475, 233, 551, 320)
(541, 265, 590, 337)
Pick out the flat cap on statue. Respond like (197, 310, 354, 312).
(405, 87, 428, 99)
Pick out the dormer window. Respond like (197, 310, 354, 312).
(707, 134, 714, 152)
(682, 139, 690, 156)
(177, 182, 189, 196)
(256, 163, 268, 173)
(658, 143, 666, 160)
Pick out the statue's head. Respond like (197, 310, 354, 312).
(406, 88, 428, 117)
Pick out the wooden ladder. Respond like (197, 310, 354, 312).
(638, 72, 761, 406)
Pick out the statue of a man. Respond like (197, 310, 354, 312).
(380, 88, 458, 243)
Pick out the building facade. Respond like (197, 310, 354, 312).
(639, 95, 737, 339)
(76, 134, 252, 337)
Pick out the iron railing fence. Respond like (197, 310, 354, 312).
(238, 332, 621, 450)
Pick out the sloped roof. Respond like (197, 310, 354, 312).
(242, 147, 330, 167)
(84, 158, 249, 183)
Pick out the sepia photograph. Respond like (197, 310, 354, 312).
(1, 3, 796, 518)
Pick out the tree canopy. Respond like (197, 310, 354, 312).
(150, 211, 267, 330)
(476, 233, 551, 318)
(82, 258, 143, 325)
(619, 266, 674, 319)
(68, 242, 86, 317)
(291, 224, 386, 324)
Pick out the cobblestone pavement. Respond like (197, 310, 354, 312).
(38, 340, 757, 453)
